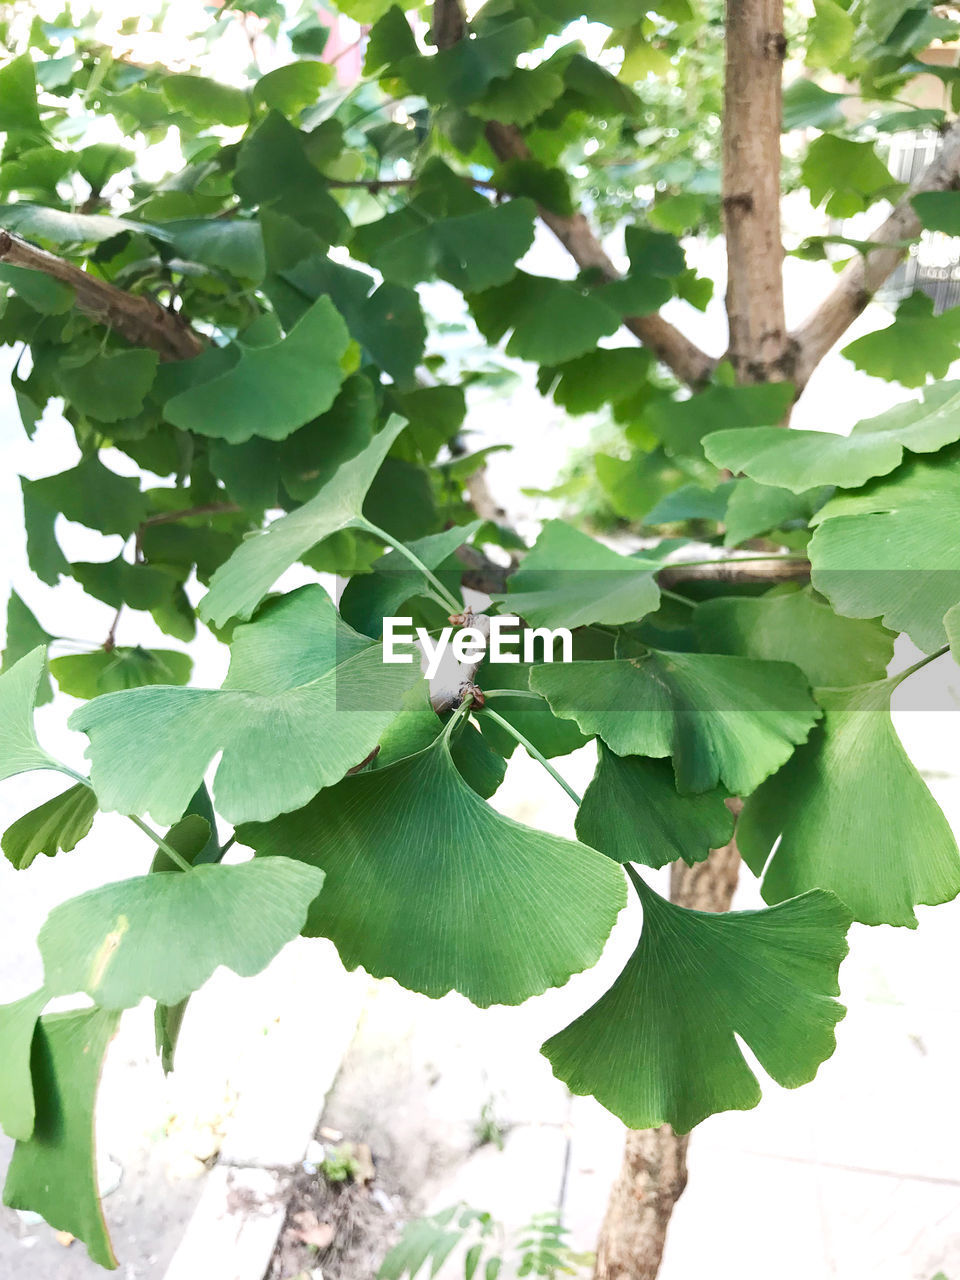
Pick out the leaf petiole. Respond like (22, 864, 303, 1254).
(355, 516, 463, 614)
(480, 706, 583, 806)
(891, 643, 951, 686)
(56, 764, 194, 873)
(127, 815, 195, 874)
(441, 695, 474, 741)
(483, 688, 543, 702)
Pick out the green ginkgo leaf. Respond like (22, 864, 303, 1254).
(253, 61, 332, 114)
(649, 381, 794, 460)
(164, 295, 349, 444)
(2, 783, 97, 869)
(240, 734, 626, 1007)
(0, 648, 60, 782)
(946, 600, 960, 661)
(809, 445, 960, 651)
(738, 678, 960, 927)
(0, 54, 43, 135)
(470, 271, 620, 365)
(0, 990, 48, 1141)
(38, 857, 324, 1008)
(842, 293, 960, 387)
(704, 381, 960, 492)
(50, 647, 192, 699)
(704, 426, 902, 493)
(356, 198, 536, 293)
(472, 65, 565, 125)
(576, 743, 732, 868)
(24, 454, 149, 538)
(71, 586, 420, 824)
(162, 73, 250, 125)
(723, 479, 828, 547)
(3, 1007, 120, 1269)
(531, 650, 819, 794)
(694, 586, 895, 687)
(2, 590, 53, 705)
(159, 218, 265, 280)
(397, 20, 534, 107)
(59, 349, 158, 423)
(200, 416, 407, 626)
(496, 520, 661, 629)
(541, 877, 851, 1132)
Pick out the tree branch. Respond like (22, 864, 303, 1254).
(791, 117, 960, 388)
(428, 0, 716, 388)
(0, 229, 205, 362)
(483, 123, 718, 386)
(658, 556, 810, 587)
(722, 0, 788, 384)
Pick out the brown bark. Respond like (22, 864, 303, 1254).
(790, 118, 960, 388)
(0, 229, 205, 362)
(595, 5, 787, 1273)
(658, 556, 809, 588)
(721, 0, 788, 383)
(594, 823, 743, 1280)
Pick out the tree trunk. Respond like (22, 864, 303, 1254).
(721, 0, 787, 383)
(595, 2, 788, 1272)
(592, 826, 742, 1280)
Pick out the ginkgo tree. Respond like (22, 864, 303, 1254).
(1, 0, 960, 1276)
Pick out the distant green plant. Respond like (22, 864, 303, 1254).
(379, 1205, 591, 1280)
(473, 1096, 506, 1151)
(321, 1144, 361, 1185)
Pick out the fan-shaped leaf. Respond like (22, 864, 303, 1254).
(650, 382, 794, 460)
(723, 479, 828, 547)
(470, 272, 620, 364)
(397, 20, 534, 107)
(738, 678, 960, 927)
(704, 426, 902, 493)
(240, 735, 626, 1007)
(576, 744, 733, 868)
(694, 586, 895, 686)
(200, 416, 407, 626)
(3, 591, 53, 705)
(0, 990, 48, 1141)
(50, 647, 192, 699)
(809, 446, 960, 651)
(60, 350, 158, 424)
(24, 454, 148, 538)
(542, 878, 851, 1132)
(164, 295, 349, 444)
(842, 293, 960, 387)
(3, 783, 97, 869)
(3, 1007, 120, 1269)
(531, 650, 819, 794)
(38, 857, 324, 1008)
(497, 520, 660, 629)
(706, 381, 960, 491)
(0, 649, 60, 781)
(71, 586, 420, 824)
